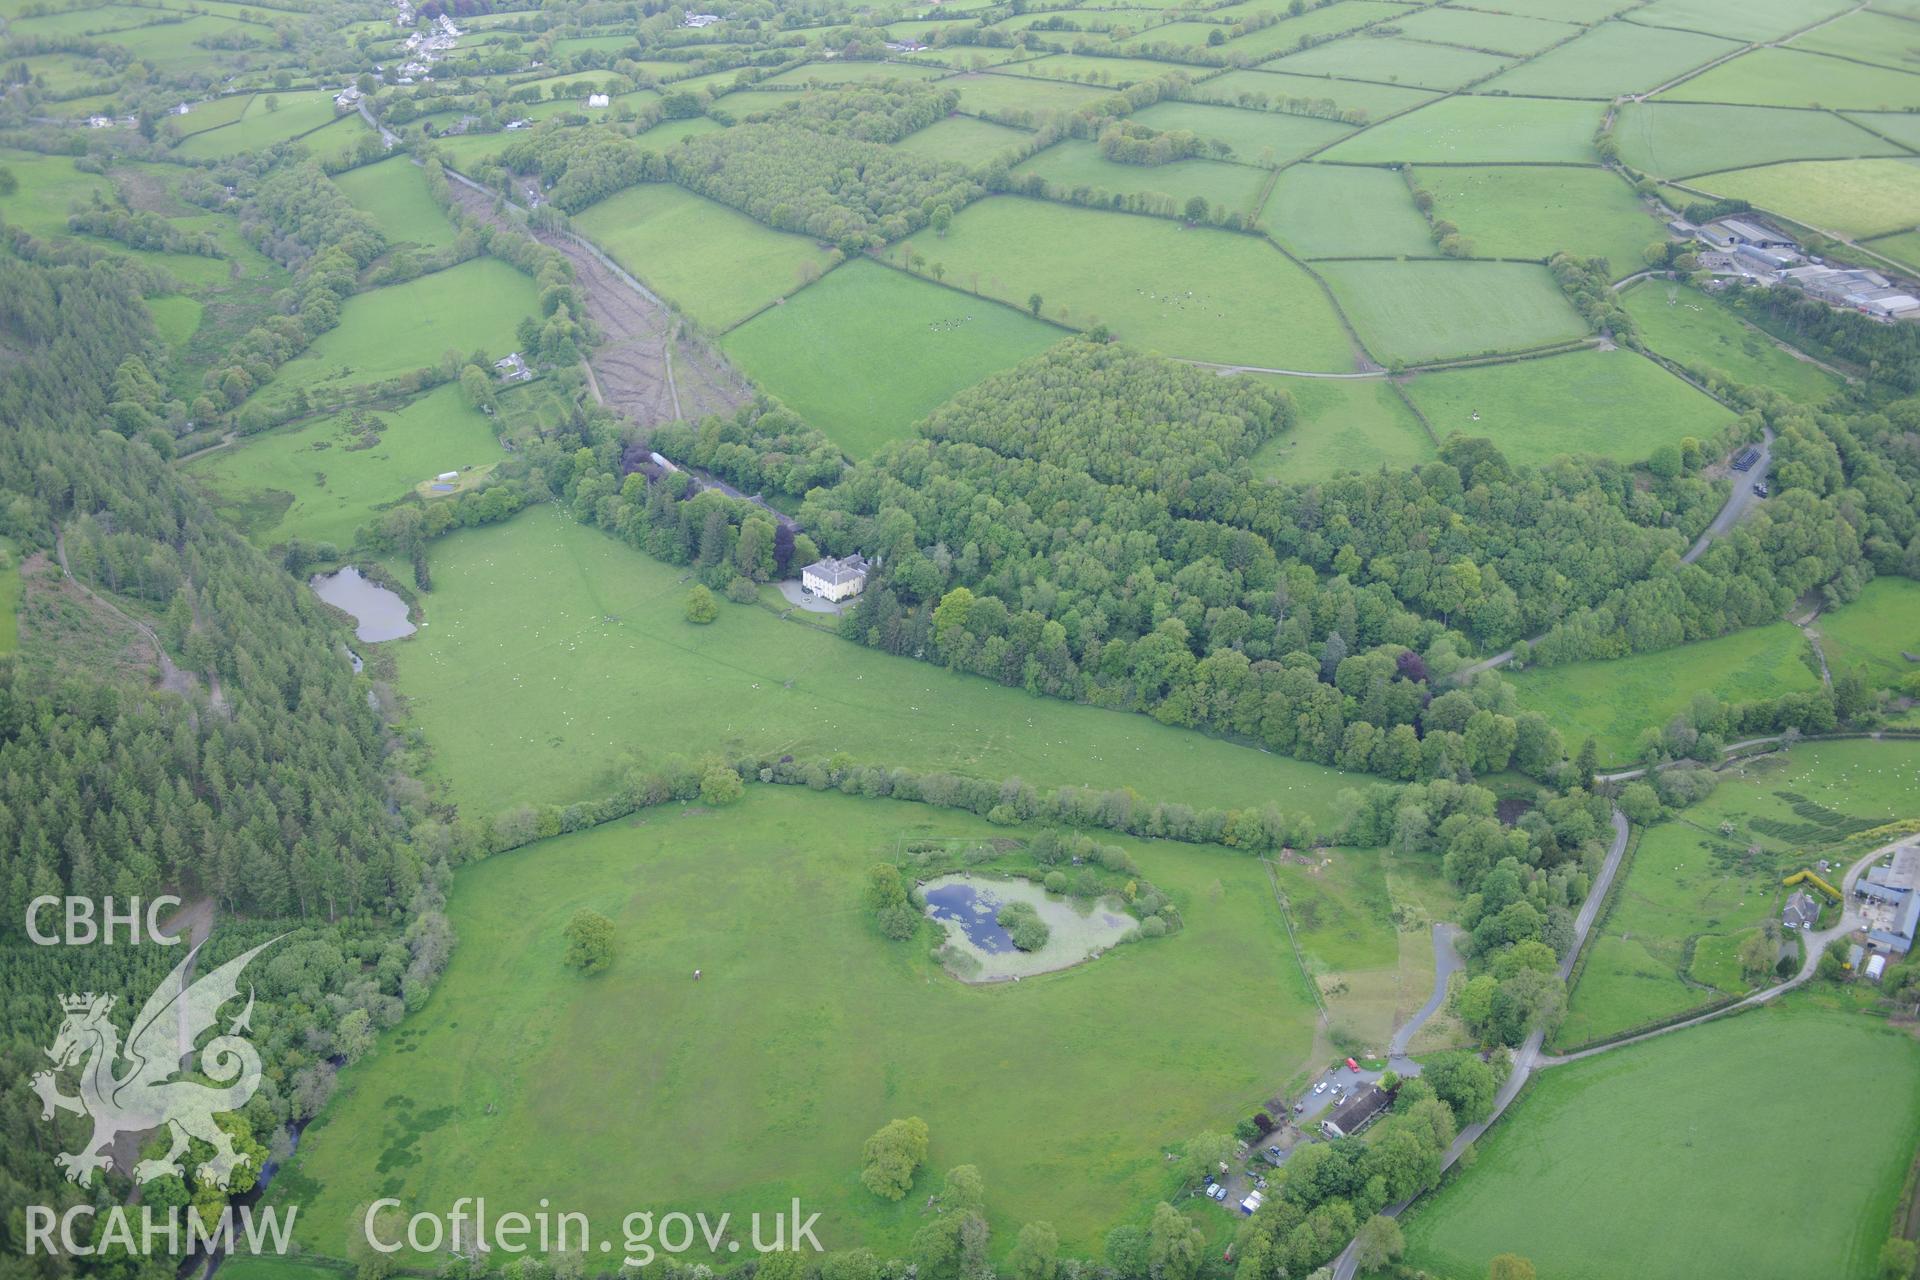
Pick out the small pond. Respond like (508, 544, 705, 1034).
(921, 874, 1136, 982)
(310, 566, 416, 642)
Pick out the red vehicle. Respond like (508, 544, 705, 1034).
(1346, 1058, 1359, 1072)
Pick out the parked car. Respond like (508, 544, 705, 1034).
(1753, 481, 1769, 497)
(1313, 1082, 1327, 1094)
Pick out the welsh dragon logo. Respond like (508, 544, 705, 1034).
(31, 938, 280, 1189)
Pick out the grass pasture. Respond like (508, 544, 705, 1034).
(276, 787, 1320, 1259)
(1317, 95, 1603, 163)
(1413, 165, 1662, 275)
(1613, 102, 1905, 180)
(1260, 163, 1433, 258)
(1634, 0, 1856, 39)
(1621, 280, 1842, 404)
(893, 115, 1031, 166)
(1399, 346, 1735, 465)
(0, 148, 115, 240)
(1663, 47, 1920, 111)
(1863, 228, 1920, 273)
(947, 72, 1119, 120)
(1215, 0, 1419, 56)
(172, 90, 341, 159)
(254, 257, 539, 408)
(1183, 68, 1439, 121)
(1788, 7, 1920, 73)
(1266, 35, 1513, 91)
(1128, 100, 1356, 166)
(1011, 54, 1207, 87)
(173, 92, 254, 137)
(571, 184, 834, 331)
(1317, 260, 1587, 364)
(1507, 622, 1818, 768)
(721, 260, 1060, 459)
(187, 383, 503, 550)
(331, 156, 458, 249)
(1817, 576, 1920, 689)
(1692, 157, 1920, 239)
(1247, 374, 1434, 480)
(147, 295, 204, 350)
(1401, 996, 1920, 1280)
(1387, 5, 1579, 56)
(932, 197, 1357, 369)
(1483, 19, 1740, 98)
(395, 506, 1362, 820)
(1013, 141, 1269, 216)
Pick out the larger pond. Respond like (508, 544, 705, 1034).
(310, 566, 416, 642)
(921, 874, 1136, 982)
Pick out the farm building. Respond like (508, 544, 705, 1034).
(1782, 890, 1819, 930)
(802, 554, 870, 602)
(1859, 844, 1920, 954)
(1321, 1085, 1392, 1139)
(684, 12, 721, 24)
(1867, 953, 1889, 981)
(493, 352, 532, 382)
(587, 93, 610, 108)
(1713, 218, 1794, 250)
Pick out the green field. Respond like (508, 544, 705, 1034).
(147, 294, 204, 349)
(188, 383, 503, 550)
(173, 92, 254, 137)
(1692, 157, 1920, 238)
(396, 507, 1362, 820)
(1400, 346, 1734, 465)
(1261, 163, 1434, 258)
(721, 260, 1061, 459)
(1247, 374, 1434, 480)
(1012, 141, 1270, 217)
(173, 90, 342, 158)
(1317, 96, 1604, 163)
(1184, 68, 1439, 122)
(0, 148, 115, 239)
(1484, 20, 1739, 97)
(1846, 109, 1920, 152)
(277, 787, 1321, 1257)
(1414, 165, 1661, 274)
(1621, 280, 1843, 403)
(1664, 47, 1920, 110)
(1129, 100, 1357, 167)
(1788, 7, 1920, 72)
(1216, 0, 1419, 57)
(948, 72, 1117, 119)
(572, 183, 835, 332)
(932, 197, 1357, 369)
(1617, 102, 1907, 179)
(1267, 35, 1512, 91)
(894, 115, 1032, 167)
(1863, 228, 1920, 273)
(1509, 621, 1818, 765)
(1318, 261, 1588, 364)
(331, 155, 459, 249)
(1389, 5, 1578, 55)
(1818, 576, 1920, 689)
(256, 257, 539, 407)
(1402, 996, 1920, 1280)
(1635, 0, 1855, 39)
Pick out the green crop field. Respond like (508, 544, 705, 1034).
(1129, 100, 1356, 167)
(1401, 996, 1920, 1280)
(1318, 261, 1587, 364)
(932, 197, 1357, 369)
(1247, 374, 1434, 480)
(1266, 35, 1513, 91)
(1818, 576, 1920, 688)
(395, 507, 1362, 820)
(1012, 141, 1270, 217)
(1621, 281, 1842, 403)
(254, 257, 539, 407)
(275, 786, 1322, 1259)
(173, 90, 342, 159)
(1483, 20, 1739, 97)
(1183, 68, 1439, 122)
(1692, 157, 1920, 238)
(1401, 346, 1734, 465)
(1614, 102, 1906, 181)
(1665, 47, 1920, 111)
(1558, 739, 1920, 1046)
(188, 383, 504, 550)
(1508, 621, 1818, 766)
(1261, 162, 1433, 258)
(1413, 165, 1663, 275)
(1317, 96, 1604, 164)
(893, 116, 1031, 166)
(571, 183, 834, 332)
(721, 260, 1061, 459)
(331, 156, 459, 249)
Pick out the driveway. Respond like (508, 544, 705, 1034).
(1682, 426, 1774, 564)
(1389, 923, 1464, 1065)
(776, 580, 846, 615)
